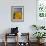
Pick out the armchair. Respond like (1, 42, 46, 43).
(4, 27, 19, 46)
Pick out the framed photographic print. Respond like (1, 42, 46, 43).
(11, 6, 24, 22)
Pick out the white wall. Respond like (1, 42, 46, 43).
(0, 0, 36, 42)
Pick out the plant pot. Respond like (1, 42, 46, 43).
(37, 39, 40, 43)
(37, 39, 40, 46)
(37, 39, 44, 44)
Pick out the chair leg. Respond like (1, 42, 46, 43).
(5, 33, 7, 46)
(16, 35, 18, 46)
(4, 41, 7, 46)
(15, 34, 18, 46)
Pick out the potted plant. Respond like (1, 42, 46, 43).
(40, 26, 45, 29)
(33, 32, 46, 43)
(32, 25, 45, 30)
(32, 25, 39, 30)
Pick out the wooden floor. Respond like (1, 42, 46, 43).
(0, 42, 46, 46)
